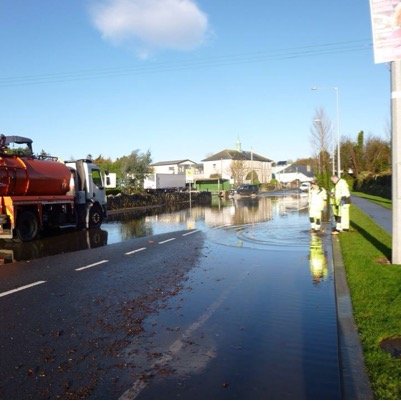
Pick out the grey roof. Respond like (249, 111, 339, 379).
(150, 159, 197, 167)
(280, 164, 314, 177)
(202, 149, 272, 163)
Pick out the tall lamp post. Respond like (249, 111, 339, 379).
(311, 86, 341, 177)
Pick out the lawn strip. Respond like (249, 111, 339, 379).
(339, 205, 401, 399)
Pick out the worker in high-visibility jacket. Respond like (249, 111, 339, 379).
(308, 180, 326, 232)
(330, 175, 351, 234)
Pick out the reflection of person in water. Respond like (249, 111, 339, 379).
(309, 234, 328, 285)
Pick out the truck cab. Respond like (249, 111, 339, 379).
(65, 160, 107, 229)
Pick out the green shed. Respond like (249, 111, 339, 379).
(195, 178, 231, 192)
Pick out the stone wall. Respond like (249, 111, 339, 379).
(107, 191, 212, 211)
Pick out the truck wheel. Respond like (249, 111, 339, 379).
(89, 205, 103, 228)
(16, 211, 39, 241)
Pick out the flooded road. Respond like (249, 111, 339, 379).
(0, 192, 342, 399)
(117, 193, 340, 399)
(105, 191, 310, 247)
(0, 192, 306, 262)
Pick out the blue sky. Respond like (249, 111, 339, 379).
(0, 0, 390, 164)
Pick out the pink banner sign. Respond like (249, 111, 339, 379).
(370, 0, 401, 63)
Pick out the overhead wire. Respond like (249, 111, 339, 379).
(0, 39, 372, 87)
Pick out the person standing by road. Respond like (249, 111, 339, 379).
(308, 180, 326, 232)
(330, 175, 351, 234)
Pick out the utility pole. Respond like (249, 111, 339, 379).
(369, 0, 401, 263)
(392, 60, 401, 264)
(334, 87, 341, 177)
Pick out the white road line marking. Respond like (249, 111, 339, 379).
(119, 287, 232, 400)
(182, 230, 199, 236)
(125, 247, 147, 256)
(0, 281, 46, 298)
(119, 269, 252, 400)
(158, 238, 176, 244)
(75, 259, 109, 271)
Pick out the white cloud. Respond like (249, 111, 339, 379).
(89, 0, 209, 55)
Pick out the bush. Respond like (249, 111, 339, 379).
(106, 188, 121, 196)
(353, 173, 391, 199)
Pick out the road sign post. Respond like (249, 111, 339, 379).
(186, 168, 194, 207)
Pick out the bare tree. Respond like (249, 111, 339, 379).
(364, 135, 391, 174)
(384, 118, 391, 143)
(230, 160, 247, 186)
(310, 107, 333, 176)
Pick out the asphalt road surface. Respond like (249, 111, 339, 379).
(0, 230, 204, 399)
(0, 209, 342, 399)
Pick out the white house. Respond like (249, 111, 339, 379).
(150, 159, 202, 175)
(272, 160, 290, 176)
(202, 149, 273, 185)
(274, 164, 314, 185)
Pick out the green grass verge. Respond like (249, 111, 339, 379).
(339, 205, 401, 399)
(352, 191, 392, 209)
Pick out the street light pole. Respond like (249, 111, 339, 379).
(334, 87, 341, 177)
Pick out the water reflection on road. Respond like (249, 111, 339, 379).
(0, 228, 108, 264)
(117, 192, 340, 399)
(105, 192, 309, 246)
(0, 192, 310, 263)
(0, 192, 342, 398)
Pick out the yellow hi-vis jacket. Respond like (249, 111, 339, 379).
(308, 187, 325, 216)
(333, 178, 350, 207)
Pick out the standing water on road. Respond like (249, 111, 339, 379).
(0, 192, 311, 261)
(113, 193, 341, 399)
(0, 192, 341, 399)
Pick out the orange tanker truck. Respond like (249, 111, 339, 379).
(0, 135, 108, 241)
